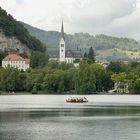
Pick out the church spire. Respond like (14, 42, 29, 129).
(61, 20, 65, 40)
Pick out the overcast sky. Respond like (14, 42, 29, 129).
(0, 0, 140, 40)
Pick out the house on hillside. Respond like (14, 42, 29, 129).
(2, 54, 30, 71)
(48, 21, 83, 66)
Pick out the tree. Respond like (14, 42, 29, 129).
(32, 73, 45, 91)
(127, 73, 140, 94)
(0, 67, 20, 91)
(24, 73, 34, 92)
(75, 62, 96, 94)
(107, 62, 128, 73)
(130, 78, 140, 94)
(42, 69, 75, 93)
(111, 72, 128, 93)
(111, 72, 127, 83)
(16, 73, 26, 91)
(83, 47, 95, 64)
(84, 52, 88, 58)
(30, 51, 49, 68)
(59, 62, 74, 70)
(47, 60, 60, 70)
(129, 63, 140, 76)
(90, 63, 112, 92)
(32, 84, 38, 94)
(0, 51, 7, 66)
(101, 72, 114, 92)
(88, 47, 95, 63)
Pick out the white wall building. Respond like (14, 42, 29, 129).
(48, 21, 83, 66)
(2, 54, 30, 71)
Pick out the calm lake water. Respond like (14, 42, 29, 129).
(1, 95, 140, 140)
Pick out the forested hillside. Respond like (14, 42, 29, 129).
(22, 22, 140, 61)
(0, 7, 45, 52)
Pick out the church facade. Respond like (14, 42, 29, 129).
(48, 21, 82, 66)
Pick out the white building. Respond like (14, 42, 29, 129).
(48, 21, 82, 66)
(2, 54, 30, 71)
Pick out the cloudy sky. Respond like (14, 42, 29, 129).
(0, 0, 140, 40)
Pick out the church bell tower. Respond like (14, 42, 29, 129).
(59, 20, 66, 62)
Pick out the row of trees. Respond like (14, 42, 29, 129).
(0, 57, 113, 94)
(1, 60, 140, 94)
(1, 45, 140, 94)
(0, 47, 110, 94)
(109, 62, 140, 94)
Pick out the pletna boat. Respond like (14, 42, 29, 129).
(66, 97, 88, 103)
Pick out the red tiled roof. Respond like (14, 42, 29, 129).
(24, 59, 30, 64)
(3, 54, 24, 61)
(3, 54, 30, 64)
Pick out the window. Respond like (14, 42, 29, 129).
(61, 44, 64, 47)
(61, 49, 63, 52)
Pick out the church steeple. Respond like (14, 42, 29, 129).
(61, 20, 65, 40)
(59, 20, 66, 62)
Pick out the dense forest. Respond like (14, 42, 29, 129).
(22, 22, 140, 61)
(0, 7, 46, 52)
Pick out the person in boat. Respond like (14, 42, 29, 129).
(66, 97, 88, 102)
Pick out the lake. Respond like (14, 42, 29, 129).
(0, 95, 140, 140)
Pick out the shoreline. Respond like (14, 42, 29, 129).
(0, 91, 139, 95)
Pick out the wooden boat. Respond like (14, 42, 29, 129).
(66, 97, 88, 103)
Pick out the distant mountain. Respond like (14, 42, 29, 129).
(22, 22, 140, 61)
(0, 7, 45, 55)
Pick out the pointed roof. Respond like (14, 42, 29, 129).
(61, 20, 65, 40)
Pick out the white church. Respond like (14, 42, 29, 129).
(48, 21, 83, 66)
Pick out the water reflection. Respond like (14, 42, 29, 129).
(1, 106, 140, 121)
(1, 107, 140, 140)
(1, 95, 140, 140)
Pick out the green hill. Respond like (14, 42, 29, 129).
(0, 7, 45, 53)
(22, 22, 140, 62)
